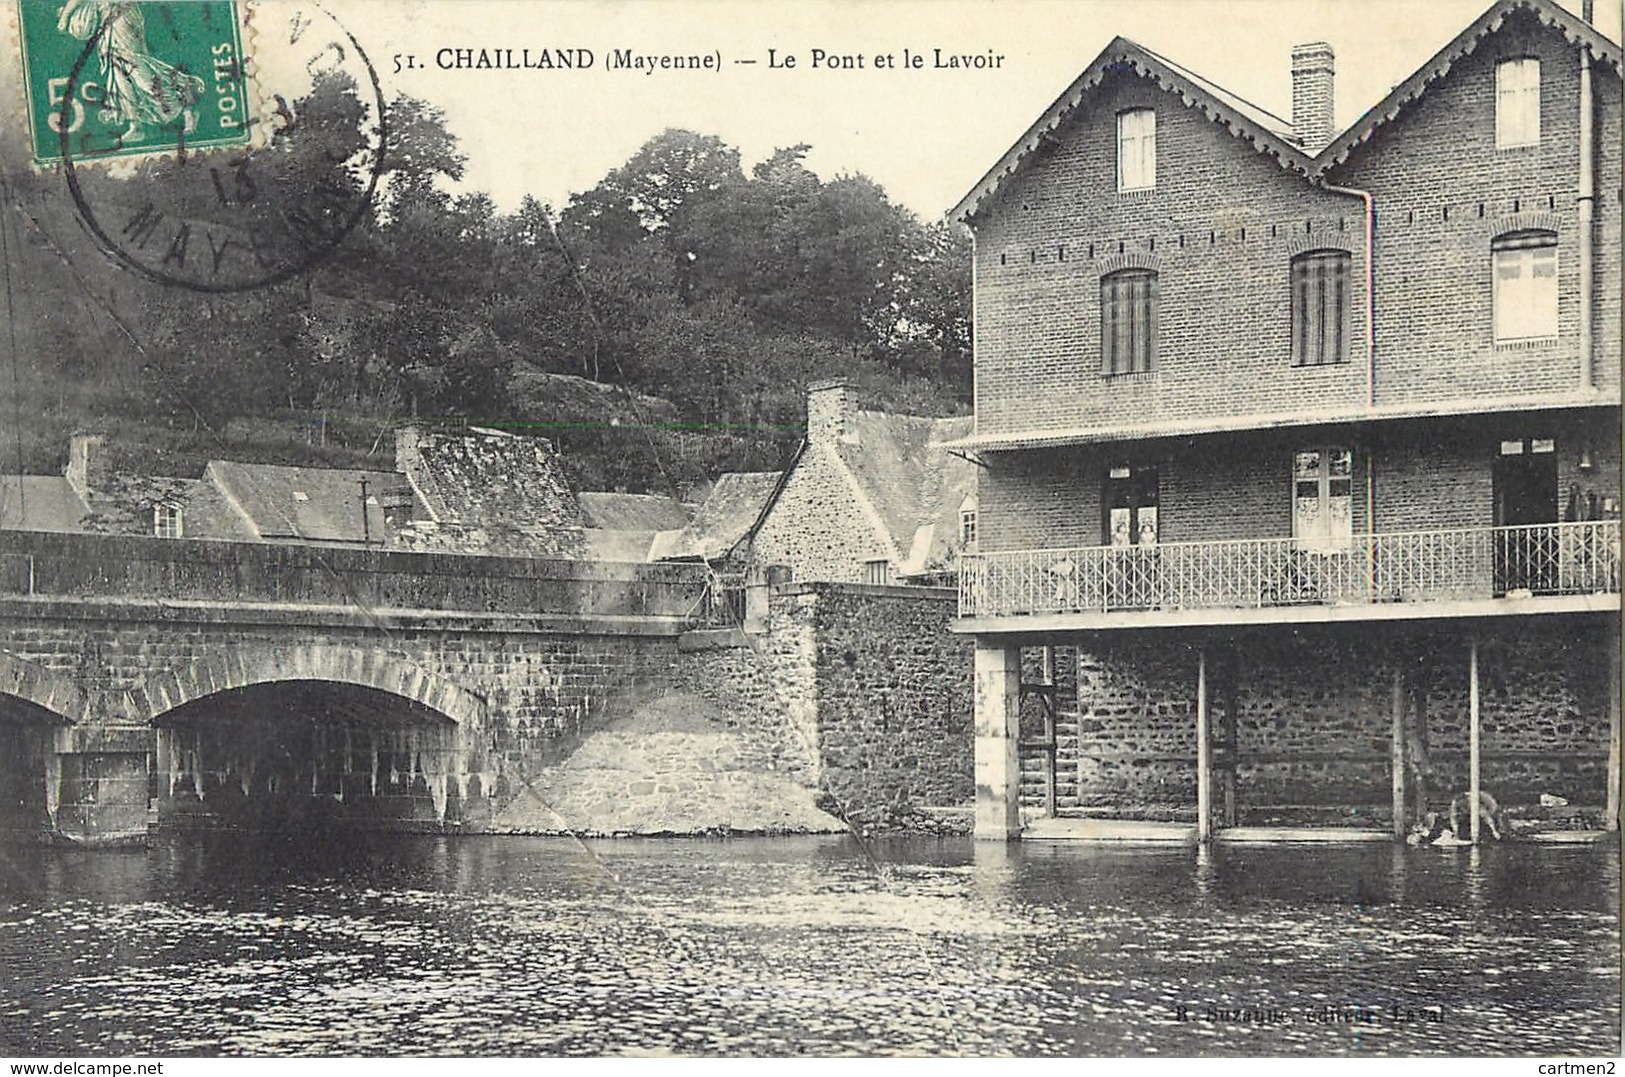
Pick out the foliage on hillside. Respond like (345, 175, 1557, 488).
(1, 78, 971, 494)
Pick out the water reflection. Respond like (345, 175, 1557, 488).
(0, 833, 1616, 1056)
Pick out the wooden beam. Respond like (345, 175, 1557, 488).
(1196, 647, 1211, 843)
(1221, 651, 1239, 828)
(1608, 623, 1620, 832)
(1042, 645, 1057, 819)
(1392, 665, 1406, 840)
(1469, 638, 1480, 846)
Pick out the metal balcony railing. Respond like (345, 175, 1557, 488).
(958, 521, 1622, 619)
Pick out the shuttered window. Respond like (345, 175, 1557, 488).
(1117, 109, 1156, 191)
(1495, 58, 1540, 148)
(1492, 230, 1558, 341)
(1101, 269, 1157, 375)
(1291, 250, 1350, 366)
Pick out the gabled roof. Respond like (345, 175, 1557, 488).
(206, 461, 413, 544)
(1319, 0, 1622, 172)
(651, 471, 780, 562)
(952, 35, 1312, 223)
(577, 492, 691, 532)
(582, 528, 660, 563)
(0, 475, 88, 533)
(398, 427, 584, 530)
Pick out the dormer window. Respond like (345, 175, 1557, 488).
(1495, 58, 1540, 148)
(153, 503, 183, 539)
(1117, 108, 1156, 191)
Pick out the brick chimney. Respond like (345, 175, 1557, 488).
(1291, 42, 1336, 155)
(64, 433, 109, 500)
(806, 378, 852, 446)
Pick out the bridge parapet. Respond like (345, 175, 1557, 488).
(0, 531, 708, 619)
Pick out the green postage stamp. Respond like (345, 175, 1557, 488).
(17, 0, 251, 164)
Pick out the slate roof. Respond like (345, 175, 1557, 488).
(652, 472, 781, 562)
(577, 492, 691, 532)
(952, 35, 1314, 223)
(0, 475, 88, 533)
(206, 460, 415, 544)
(581, 528, 660, 563)
(831, 412, 977, 573)
(1317, 0, 1622, 172)
(399, 427, 584, 530)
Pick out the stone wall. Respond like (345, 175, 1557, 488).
(0, 561, 976, 839)
(796, 584, 973, 816)
(1038, 615, 1616, 823)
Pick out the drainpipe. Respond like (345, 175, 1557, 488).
(1578, 37, 1595, 392)
(1317, 182, 1377, 409)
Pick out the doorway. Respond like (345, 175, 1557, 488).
(1492, 439, 1557, 594)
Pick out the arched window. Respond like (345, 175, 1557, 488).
(1291, 249, 1351, 367)
(1101, 268, 1157, 375)
(1492, 230, 1557, 341)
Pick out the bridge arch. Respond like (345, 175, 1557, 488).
(0, 652, 88, 724)
(133, 645, 486, 728)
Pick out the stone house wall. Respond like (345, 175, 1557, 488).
(751, 443, 893, 585)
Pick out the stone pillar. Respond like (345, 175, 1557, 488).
(974, 639, 1021, 841)
(49, 727, 152, 847)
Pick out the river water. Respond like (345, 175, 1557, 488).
(0, 832, 1617, 1057)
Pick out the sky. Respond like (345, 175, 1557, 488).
(321, 0, 1624, 222)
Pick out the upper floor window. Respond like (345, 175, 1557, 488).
(1102, 269, 1157, 375)
(1495, 58, 1540, 148)
(1291, 250, 1351, 367)
(1117, 108, 1156, 191)
(1292, 448, 1352, 551)
(1493, 230, 1558, 341)
(153, 503, 183, 539)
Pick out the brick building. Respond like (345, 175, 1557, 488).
(952, 0, 1622, 841)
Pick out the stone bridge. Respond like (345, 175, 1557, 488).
(0, 531, 713, 843)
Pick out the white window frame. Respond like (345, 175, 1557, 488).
(1291, 448, 1353, 552)
(1117, 108, 1156, 192)
(959, 509, 977, 550)
(1495, 57, 1540, 149)
(1493, 231, 1558, 342)
(153, 503, 183, 539)
(862, 559, 892, 585)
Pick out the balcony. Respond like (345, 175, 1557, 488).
(956, 521, 1621, 630)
